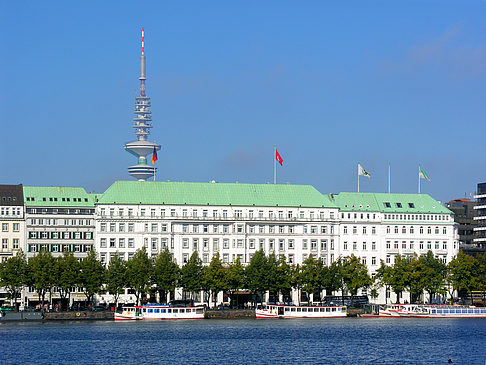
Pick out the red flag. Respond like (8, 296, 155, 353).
(151, 146, 158, 165)
(275, 149, 283, 166)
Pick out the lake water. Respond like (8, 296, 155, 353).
(1, 318, 485, 364)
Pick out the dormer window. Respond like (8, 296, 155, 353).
(384, 202, 391, 208)
(408, 203, 415, 208)
(395, 203, 402, 208)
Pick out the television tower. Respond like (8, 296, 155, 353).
(124, 28, 161, 181)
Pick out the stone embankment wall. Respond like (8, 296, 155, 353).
(43, 311, 114, 320)
(205, 309, 255, 319)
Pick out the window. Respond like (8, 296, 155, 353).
(443, 241, 447, 250)
(183, 224, 188, 233)
(371, 257, 376, 265)
(100, 238, 107, 248)
(289, 225, 294, 233)
(362, 242, 367, 250)
(279, 225, 285, 234)
(386, 255, 391, 264)
(183, 239, 189, 249)
(249, 239, 255, 249)
(402, 226, 406, 234)
(128, 238, 134, 248)
(311, 240, 317, 251)
(151, 223, 158, 232)
(259, 225, 264, 233)
(161, 224, 168, 233)
(289, 239, 294, 249)
(353, 226, 357, 235)
(395, 203, 402, 208)
(394, 241, 399, 249)
(384, 202, 391, 208)
(363, 226, 367, 235)
(288, 254, 294, 264)
(330, 239, 334, 250)
(2, 239, 7, 249)
(183, 254, 189, 264)
(279, 239, 285, 250)
(343, 226, 348, 234)
(223, 239, 229, 249)
(119, 223, 125, 232)
(321, 226, 327, 234)
(302, 239, 308, 249)
(119, 238, 125, 248)
(203, 239, 209, 251)
(223, 254, 229, 263)
(12, 223, 19, 232)
(394, 226, 399, 234)
(343, 241, 348, 250)
(443, 227, 447, 235)
(140, 209, 145, 217)
(13, 239, 19, 249)
(353, 242, 357, 250)
(203, 225, 209, 233)
(269, 239, 274, 250)
(128, 223, 134, 232)
(101, 223, 107, 232)
(420, 226, 424, 234)
(402, 241, 406, 249)
(408, 203, 415, 208)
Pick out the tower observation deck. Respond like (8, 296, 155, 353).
(124, 28, 161, 181)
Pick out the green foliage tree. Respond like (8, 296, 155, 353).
(447, 251, 481, 303)
(245, 250, 268, 304)
(321, 259, 342, 298)
(79, 249, 104, 306)
(388, 255, 410, 303)
(0, 251, 27, 310)
(265, 253, 280, 301)
(419, 251, 447, 303)
(341, 254, 372, 307)
(105, 252, 127, 309)
(152, 249, 179, 304)
(126, 247, 152, 305)
(53, 251, 79, 309)
(227, 256, 245, 307)
(300, 255, 320, 302)
(27, 249, 56, 307)
(202, 253, 227, 307)
(275, 255, 293, 303)
(180, 252, 203, 300)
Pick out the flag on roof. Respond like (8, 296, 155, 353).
(358, 164, 371, 178)
(276, 149, 283, 166)
(151, 146, 158, 165)
(419, 167, 430, 181)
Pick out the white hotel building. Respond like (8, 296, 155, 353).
(95, 180, 458, 305)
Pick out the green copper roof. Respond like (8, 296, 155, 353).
(332, 192, 452, 214)
(98, 181, 336, 208)
(23, 186, 95, 207)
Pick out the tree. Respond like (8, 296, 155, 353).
(245, 250, 268, 304)
(180, 252, 203, 300)
(227, 256, 245, 307)
(375, 260, 393, 304)
(0, 251, 27, 310)
(202, 253, 227, 307)
(79, 249, 104, 306)
(300, 255, 319, 303)
(388, 255, 410, 303)
(265, 253, 280, 302)
(126, 247, 152, 305)
(341, 255, 372, 307)
(27, 249, 56, 307)
(152, 249, 179, 304)
(275, 255, 293, 303)
(321, 259, 342, 298)
(419, 251, 447, 303)
(54, 251, 79, 309)
(447, 251, 481, 303)
(105, 252, 127, 309)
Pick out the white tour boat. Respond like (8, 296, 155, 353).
(378, 304, 486, 318)
(255, 304, 347, 319)
(115, 304, 205, 321)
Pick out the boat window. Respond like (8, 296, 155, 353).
(302, 308, 307, 312)
(326, 308, 330, 312)
(313, 308, 318, 312)
(162, 309, 166, 313)
(168, 309, 172, 313)
(297, 308, 301, 312)
(285, 308, 290, 312)
(148, 309, 153, 313)
(332, 308, 336, 312)
(291, 308, 296, 312)
(143, 309, 146, 313)
(468, 309, 473, 313)
(196, 308, 203, 313)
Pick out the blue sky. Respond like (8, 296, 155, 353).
(1, 1, 485, 202)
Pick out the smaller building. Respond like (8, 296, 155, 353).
(473, 183, 486, 254)
(445, 198, 479, 255)
(0, 184, 25, 261)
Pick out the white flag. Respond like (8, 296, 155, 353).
(358, 164, 371, 178)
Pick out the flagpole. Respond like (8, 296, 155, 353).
(418, 165, 421, 194)
(388, 163, 391, 193)
(274, 145, 276, 184)
(357, 163, 360, 193)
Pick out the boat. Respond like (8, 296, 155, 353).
(409, 305, 486, 318)
(255, 304, 347, 318)
(377, 303, 486, 318)
(378, 304, 419, 317)
(114, 304, 205, 321)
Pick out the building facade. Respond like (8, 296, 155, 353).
(0, 184, 25, 262)
(473, 182, 486, 253)
(446, 198, 480, 256)
(94, 181, 458, 305)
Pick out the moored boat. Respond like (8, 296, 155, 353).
(377, 304, 486, 318)
(255, 304, 347, 319)
(115, 304, 205, 321)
